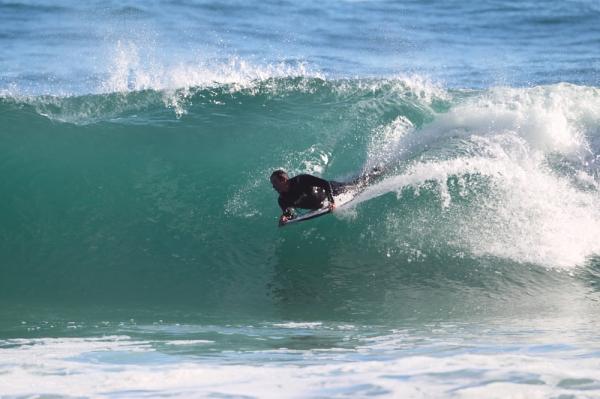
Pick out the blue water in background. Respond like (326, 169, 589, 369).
(1, 0, 599, 95)
(2, 1, 600, 398)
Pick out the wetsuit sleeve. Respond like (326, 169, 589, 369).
(297, 174, 334, 203)
(278, 196, 294, 218)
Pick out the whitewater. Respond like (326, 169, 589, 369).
(2, 1, 600, 398)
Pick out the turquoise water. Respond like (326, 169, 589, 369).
(2, 1, 600, 398)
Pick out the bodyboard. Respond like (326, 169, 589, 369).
(280, 206, 331, 226)
(280, 191, 357, 227)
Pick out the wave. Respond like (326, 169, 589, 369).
(1, 77, 599, 318)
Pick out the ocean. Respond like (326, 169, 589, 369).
(1, 0, 600, 397)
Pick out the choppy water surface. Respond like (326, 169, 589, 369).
(1, 0, 600, 397)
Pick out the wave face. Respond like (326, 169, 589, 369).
(1, 77, 600, 320)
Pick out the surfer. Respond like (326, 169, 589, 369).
(270, 169, 378, 226)
(270, 170, 338, 226)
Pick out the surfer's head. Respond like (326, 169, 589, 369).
(270, 169, 290, 193)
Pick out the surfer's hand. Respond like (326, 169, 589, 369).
(329, 202, 336, 211)
(278, 215, 289, 226)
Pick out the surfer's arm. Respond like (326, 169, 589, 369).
(278, 197, 294, 218)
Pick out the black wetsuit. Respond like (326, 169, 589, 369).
(277, 174, 346, 218)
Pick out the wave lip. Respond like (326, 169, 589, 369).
(0, 73, 448, 124)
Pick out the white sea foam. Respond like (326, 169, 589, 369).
(2, 333, 600, 399)
(163, 339, 214, 346)
(389, 74, 450, 104)
(272, 322, 323, 329)
(364, 115, 415, 173)
(435, 84, 599, 156)
(100, 40, 325, 116)
(332, 74, 449, 105)
(359, 83, 600, 268)
(102, 41, 325, 94)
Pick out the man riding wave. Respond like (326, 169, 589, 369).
(270, 168, 380, 226)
